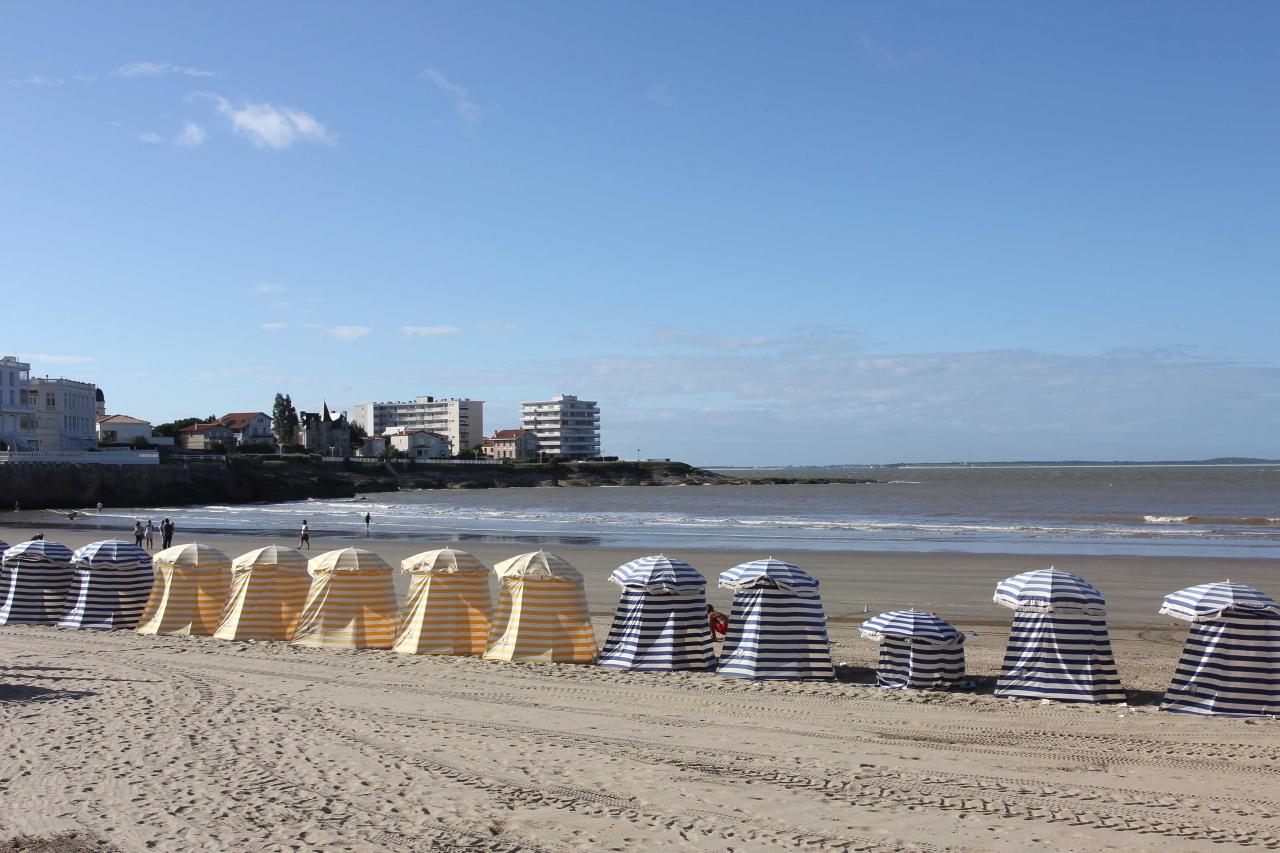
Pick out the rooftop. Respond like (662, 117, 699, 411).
(97, 414, 151, 425)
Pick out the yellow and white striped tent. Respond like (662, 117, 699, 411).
(136, 543, 232, 636)
(214, 545, 311, 641)
(484, 551, 597, 664)
(394, 548, 492, 655)
(291, 547, 398, 650)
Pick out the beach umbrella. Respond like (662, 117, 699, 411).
(58, 540, 154, 630)
(993, 567, 1123, 703)
(484, 550, 596, 663)
(715, 559, 833, 680)
(136, 543, 232, 636)
(291, 547, 398, 650)
(394, 548, 492, 656)
(859, 610, 966, 689)
(0, 540, 75, 625)
(213, 545, 311, 641)
(598, 555, 715, 671)
(1159, 581, 1279, 717)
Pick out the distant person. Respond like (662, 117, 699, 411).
(67, 511, 78, 521)
(96, 501, 103, 514)
(706, 604, 729, 641)
(32, 532, 44, 540)
(364, 512, 371, 536)
(13, 501, 19, 512)
(299, 519, 310, 550)
(145, 519, 156, 549)
(161, 517, 174, 549)
(132, 520, 144, 548)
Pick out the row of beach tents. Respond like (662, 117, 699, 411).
(1, 537, 1276, 717)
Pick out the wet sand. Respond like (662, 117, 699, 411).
(1, 524, 1278, 851)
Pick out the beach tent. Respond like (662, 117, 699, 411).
(993, 567, 1124, 703)
(598, 555, 715, 671)
(716, 558, 835, 680)
(136, 543, 232, 636)
(859, 610, 966, 689)
(58, 540, 154, 630)
(1158, 581, 1280, 717)
(0, 540, 75, 625)
(291, 547, 398, 650)
(483, 551, 597, 663)
(394, 548, 492, 655)
(213, 545, 311, 641)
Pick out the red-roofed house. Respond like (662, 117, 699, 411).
(176, 421, 237, 451)
(220, 411, 275, 447)
(481, 428, 539, 461)
(96, 414, 155, 445)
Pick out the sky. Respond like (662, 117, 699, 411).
(2, 2, 1278, 465)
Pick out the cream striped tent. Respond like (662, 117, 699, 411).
(394, 548, 492, 655)
(213, 545, 311, 641)
(136, 543, 232, 636)
(1, 540, 75, 625)
(58, 540, 154, 630)
(291, 547, 398, 650)
(484, 551, 597, 664)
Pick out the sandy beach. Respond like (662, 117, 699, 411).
(2, 525, 1278, 851)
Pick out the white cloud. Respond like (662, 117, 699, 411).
(115, 61, 217, 78)
(175, 121, 208, 147)
(856, 33, 929, 71)
(260, 322, 287, 331)
(137, 132, 166, 144)
(643, 83, 673, 108)
(252, 282, 286, 294)
(474, 321, 521, 333)
(8, 75, 61, 88)
(402, 325, 461, 338)
(422, 69, 481, 122)
(210, 96, 334, 149)
(327, 325, 372, 342)
(28, 353, 97, 365)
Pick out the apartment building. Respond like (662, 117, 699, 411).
(30, 377, 99, 451)
(520, 394, 600, 460)
(351, 396, 483, 454)
(0, 355, 38, 450)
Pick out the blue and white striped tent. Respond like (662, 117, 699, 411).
(993, 568, 1124, 703)
(716, 559, 834, 680)
(58, 540, 154, 631)
(1159, 581, 1279, 717)
(0, 540, 75, 625)
(598, 555, 715, 671)
(860, 610, 966, 689)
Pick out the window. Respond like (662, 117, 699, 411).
(46, 393, 55, 409)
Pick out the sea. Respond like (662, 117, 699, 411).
(89, 463, 1280, 558)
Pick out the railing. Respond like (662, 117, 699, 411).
(168, 453, 226, 463)
(323, 456, 501, 465)
(0, 450, 160, 465)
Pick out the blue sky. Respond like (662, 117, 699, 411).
(3, 2, 1277, 464)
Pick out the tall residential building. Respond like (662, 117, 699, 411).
(30, 376, 99, 451)
(0, 355, 38, 450)
(351, 397, 483, 454)
(521, 394, 600, 460)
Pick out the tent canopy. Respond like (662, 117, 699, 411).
(307, 547, 392, 575)
(719, 558, 819, 594)
(994, 567, 1106, 614)
(609, 555, 705, 594)
(72, 540, 151, 571)
(3, 540, 74, 567)
(153, 543, 230, 572)
(493, 550, 582, 583)
(1160, 581, 1280, 623)
(860, 610, 963, 645)
(232, 545, 309, 577)
(402, 548, 488, 576)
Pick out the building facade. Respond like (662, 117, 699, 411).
(351, 396, 482, 454)
(0, 355, 38, 451)
(481, 428, 540, 461)
(297, 404, 350, 457)
(176, 421, 237, 451)
(520, 394, 600, 460)
(97, 415, 155, 445)
(30, 377, 99, 451)
(389, 429, 450, 460)
(220, 412, 276, 447)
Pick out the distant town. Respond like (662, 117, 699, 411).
(0, 354, 603, 465)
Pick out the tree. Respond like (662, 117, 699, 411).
(349, 423, 368, 450)
(272, 393, 299, 446)
(153, 417, 205, 437)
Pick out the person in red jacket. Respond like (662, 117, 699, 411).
(706, 604, 729, 641)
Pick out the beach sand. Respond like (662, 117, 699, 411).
(2, 525, 1278, 851)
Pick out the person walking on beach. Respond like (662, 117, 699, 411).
(144, 519, 156, 550)
(299, 519, 310, 550)
(364, 512, 371, 537)
(132, 520, 144, 548)
(161, 518, 174, 549)
(706, 604, 729, 642)
(96, 501, 103, 514)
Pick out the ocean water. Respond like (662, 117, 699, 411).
(98, 464, 1280, 558)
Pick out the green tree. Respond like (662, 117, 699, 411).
(272, 393, 299, 446)
(349, 422, 368, 450)
(153, 417, 204, 437)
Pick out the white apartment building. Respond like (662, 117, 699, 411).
(352, 397, 483, 454)
(521, 394, 601, 460)
(31, 377, 99, 451)
(0, 355, 38, 450)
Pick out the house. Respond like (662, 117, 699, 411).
(355, 435, 386, 458)
(297, 403, 350, 457)
(389, 429, 450, 460)
(97, 414, 155, 445)
(481, 428, 540, 461)
(30, 377, 99, 451)
(176, 421, 237, 451)
(220, 412, 276, 448)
